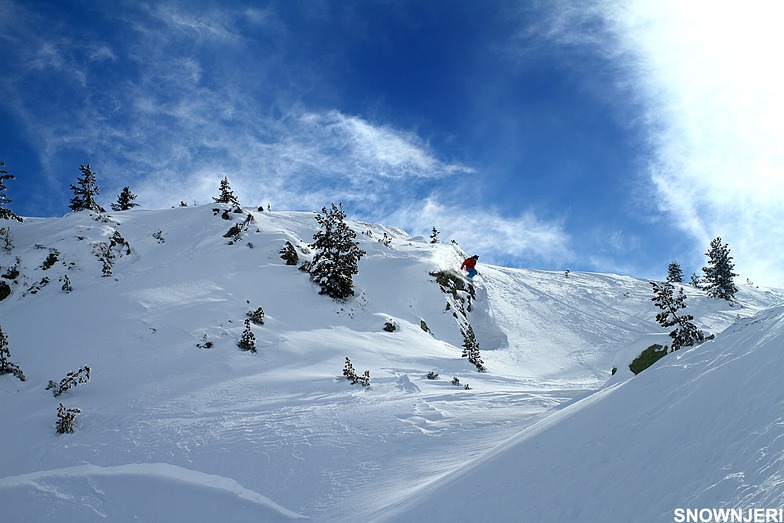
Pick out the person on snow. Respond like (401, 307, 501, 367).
(461, 255, 479, 280)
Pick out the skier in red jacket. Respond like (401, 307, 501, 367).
(461, 255, 479, 280)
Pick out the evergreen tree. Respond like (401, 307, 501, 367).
(666, 260, 684, 283)
(430, 227, 440, 244)
(237, 318, 257, 352)
(111, 186, 139, 211)
(702, 237, 738, 301)
(69, 164, 105, 212)
(0, 162, 23, 222)
(213, 177, 240, 206)
(56, 403, 81, 434)
(461, 324, 486, 372)
(651, 281, 704, 352)
(0, 326, 25, 381)
(310, 203, 366, 300)
(690, 272, 702, 289)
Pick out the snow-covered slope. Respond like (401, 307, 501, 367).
(377, 305, 784, 522)
(0, 206, 781, 521)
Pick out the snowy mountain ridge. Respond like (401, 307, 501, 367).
(1, 205, 782, 522)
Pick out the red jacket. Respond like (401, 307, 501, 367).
(461, 257, 477, 271)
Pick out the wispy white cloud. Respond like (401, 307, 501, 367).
(532, 0, 784, 286)
(389, 198, 572, 267)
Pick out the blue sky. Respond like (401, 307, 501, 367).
(1, 1, 783, 286)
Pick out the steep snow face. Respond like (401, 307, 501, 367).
(0, 205, 781, 521)
(377, 306, 784, 523)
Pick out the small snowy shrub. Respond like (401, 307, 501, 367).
(224, 223, 243, 239)
(0, 281, 9, 301)
(60, 274, 72, 293)
(48, 365, 91, 397)
(279, 241, 299, 265)
(427, 371, 439, 380)
(342, 357, 370, 387)
(196, 334, 213, 349)
(420, 320, 431, 334)
(0, 327, 25, 381)
(1, 259, 20, 281)
(383, 319, 397, 332)
(23, 277, 50, 296)
(237, 319, 257, 353)
(247, 307, 265, 326)
(1, 227, 13, 252)
(41, 249, 59, 270)
(451, 377, 460, 386)
(56, 403, 81, 434)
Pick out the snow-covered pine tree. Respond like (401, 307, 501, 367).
(310, 203, 366, 301)
(702, 237, 738, 301)
(48, 365, 91, 397)
(56, 403, 81, 434)
(69, 164, 105, 213)
(213, 177, 240, 206)
(342, 357, 356, 381)
(0, 326, 25, 381)
(111, 186, 139, 211)
(666, 260, 684, 283)
(247, 307, 265, 326)
(237, 318, 257, 352)
(651, 281, 704, 352)
(0, 162, 23, 222)
(279, 241, 299, 265)
(342, 357, 370, 387)
(430, 227, 440, 244)
(461, 324, 486, 372)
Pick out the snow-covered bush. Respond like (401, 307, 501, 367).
(247, 307, 265, 326)
(48, 365, 91, 397)
(56, 403, 81, 434)
(342, 357, 370, 387)
(427, 371, 439, 380)
(461, 325, 486, 372)
(0, 326, 25, 381)
(279, 241, 299, 265)
(237, 319, 257, 353)
(2, 258, 19, 281)
(0, 227, 12, 252)
(383, 319, 397, 332)
(0, 281, 9, 301)
(60, 274, 72, 293)
(196, 334, 213, 349)
(41, 249, 59, 270)
(224, 213, 254, 243)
